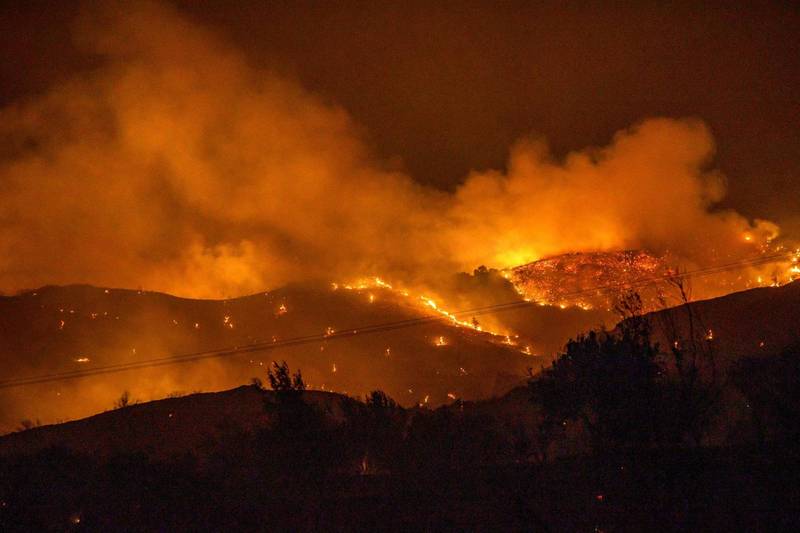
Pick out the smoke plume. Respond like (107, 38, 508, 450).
(0, 1, 783, 298)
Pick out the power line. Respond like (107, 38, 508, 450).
(0, 251, 793, 390)
(0, 252, 789, 388)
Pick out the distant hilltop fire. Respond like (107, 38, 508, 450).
(506, 250, 668, 311)
(505, 246, 800, 312)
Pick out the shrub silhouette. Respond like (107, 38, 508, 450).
(343, 390, 405, 474)
(114, 391, 131, 409)
(529, 313, 701, 451)
(267, 361, 305, 393)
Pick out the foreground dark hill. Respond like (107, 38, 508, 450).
(0, 386, 344, 459)
(2, 281, 597, 432)
(3, 384, 797, 532)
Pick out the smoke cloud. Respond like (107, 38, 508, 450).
(447, 119, 780, 270)
(0, 1, 783, 299)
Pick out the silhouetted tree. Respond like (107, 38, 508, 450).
(657, 276, 721, 445)
(267, 360, 305, 393)
(258, 363, 344, 491)
(530, 288, 722, 453)
(529, 306, 668, 451)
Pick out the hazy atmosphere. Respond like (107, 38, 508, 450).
(0, 1, 796, 297)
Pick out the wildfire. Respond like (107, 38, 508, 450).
(337, 276, 513, 341)
(508, 250, 667, 311)
(74, 357, 90, 363)
(434, 335, 447, 347)
(507, 245, 800, 312)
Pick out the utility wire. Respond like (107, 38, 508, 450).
(0, 251, 793, 390)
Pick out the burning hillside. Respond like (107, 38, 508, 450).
(506, 246, 800, 312)
(507, 250, 667, 310)
(0, 282, 565, 433)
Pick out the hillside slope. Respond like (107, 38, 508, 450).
(0, 282, 560, 432)
(643, 279, 800, 366)
(0, 386, 346, 459)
